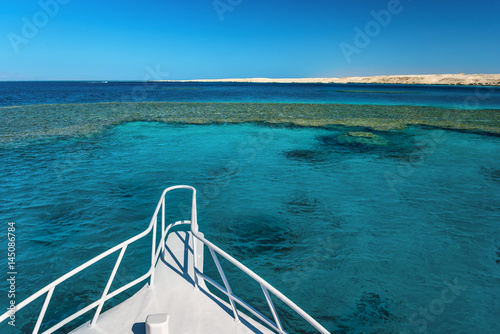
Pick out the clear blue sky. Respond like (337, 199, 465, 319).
(1, 0, 499, 80)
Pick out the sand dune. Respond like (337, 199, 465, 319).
(159, 74, 500, 86)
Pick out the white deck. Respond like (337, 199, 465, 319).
(70, 231, 273, 334)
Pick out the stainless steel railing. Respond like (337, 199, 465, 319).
(0, 185, 330, 334)
(192, 232, 330, 334)
(0, 185, 196, 334)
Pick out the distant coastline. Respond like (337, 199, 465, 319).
(155, 74, 500, 86)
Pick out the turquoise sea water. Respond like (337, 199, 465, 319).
(1, 82, 500, 333)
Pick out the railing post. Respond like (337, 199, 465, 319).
(191, 189, 198, 233)
(32, 287, 55, 334)
(190, 188, 199, 290)
(209, 248, 240, 322)
(261, 284, 284, 333)
(161, 197, 165, 255)
(90, 246, 128, 328)
(150, 216, 157, 288)
(192, 234, 199, 290)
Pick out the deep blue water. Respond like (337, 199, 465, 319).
(1, 81, 500, 109)
(1, 82, 500, 333)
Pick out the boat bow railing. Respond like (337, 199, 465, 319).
(191, 231, 330, 334)
(0, 185, 196, 334)
(0, 185, 330, 334)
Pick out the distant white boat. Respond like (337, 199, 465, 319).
(1, 186, 330, 334)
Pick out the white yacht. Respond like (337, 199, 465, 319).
(1, 186, 330, 334)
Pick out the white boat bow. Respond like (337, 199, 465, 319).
(1, 185, 330, 334)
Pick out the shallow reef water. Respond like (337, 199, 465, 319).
(1, 101, 500, 146)
(1, 122, 498, 333)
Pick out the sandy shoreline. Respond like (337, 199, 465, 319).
(156, 74, 500, 86)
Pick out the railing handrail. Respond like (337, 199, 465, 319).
(0, 185, 197, 333)
(191, 231, 331, 334)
